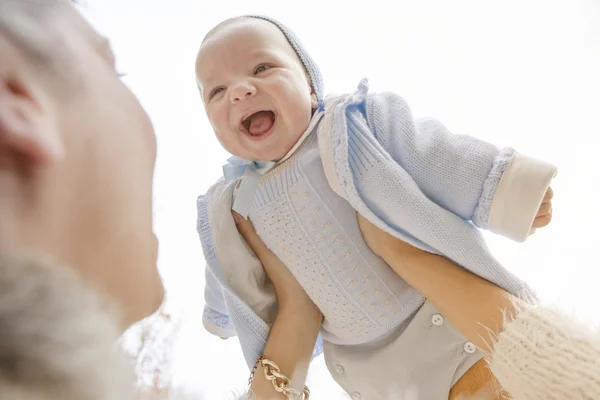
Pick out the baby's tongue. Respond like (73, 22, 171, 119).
(248, 111, 274, 135)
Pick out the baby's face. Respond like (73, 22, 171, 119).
(196, 18, 317, 161)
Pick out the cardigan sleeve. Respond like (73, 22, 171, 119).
(364, 92, 557, 241)
(202, 265, 236, 338)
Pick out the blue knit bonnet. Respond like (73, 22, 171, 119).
(243, 15, 325, 111)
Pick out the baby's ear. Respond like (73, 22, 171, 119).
(310, 92, 318, 109)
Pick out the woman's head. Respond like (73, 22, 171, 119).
(0, 0, 164, 328)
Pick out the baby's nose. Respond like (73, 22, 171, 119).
(230, 82, 257, 103)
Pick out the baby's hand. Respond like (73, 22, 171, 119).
(531, 187, 553, 234)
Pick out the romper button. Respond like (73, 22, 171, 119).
(464, 341, 477, 354)
(335, 364, 345, 375)
(431, 313, 444, 326)
(351, 392, 362, 400)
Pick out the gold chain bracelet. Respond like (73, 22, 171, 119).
(248, 355, 310, 400)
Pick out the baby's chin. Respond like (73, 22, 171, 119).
(244, 151, 285, 163)
(246, 140, 300, 162)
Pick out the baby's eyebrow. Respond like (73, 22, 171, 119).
(196, 78, 214, 95)
(195, 71, 211, 91)
(196, 78, 213, 103)
(197, 69, 219, 92)
(249, 48, 278, 58)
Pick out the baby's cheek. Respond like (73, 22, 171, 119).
(215, 130, 234, 151)
(209, 111, 229, 136)
(287, 104, 313, 131)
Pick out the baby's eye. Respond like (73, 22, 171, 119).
(254, 65, 270, 74)
(210, 87, 225, 99)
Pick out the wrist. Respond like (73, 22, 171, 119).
(255, 306, 320, 399)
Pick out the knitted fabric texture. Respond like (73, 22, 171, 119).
(490, 304, 600, 400)
(249, 133, 420, 345)
(198, 82, 557, 370)
(244, 15, 324, 110)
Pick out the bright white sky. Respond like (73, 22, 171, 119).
(83, 0, 600, 398)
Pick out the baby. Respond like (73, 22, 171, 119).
(195, 15, 556, 399)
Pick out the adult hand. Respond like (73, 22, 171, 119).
(357, 212, 510, 399)
(233, 212, 322, 320)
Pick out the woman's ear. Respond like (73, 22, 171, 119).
(0, 68, 63, 168)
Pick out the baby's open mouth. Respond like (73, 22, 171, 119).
(242, 110, 276, 136)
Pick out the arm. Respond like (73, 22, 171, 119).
(365, 92, 557, 241)
(358, 212, 514, 354)
(359, 214, 600, 400)
(234, 212, 323, 399)
(248, 302, 322, 399)
(382, 241, 513, 354)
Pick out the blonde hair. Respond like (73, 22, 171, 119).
(0, 254, 135, 400)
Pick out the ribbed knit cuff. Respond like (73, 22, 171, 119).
(472, 147, 515, 229)
(203, 306, 235, 338)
